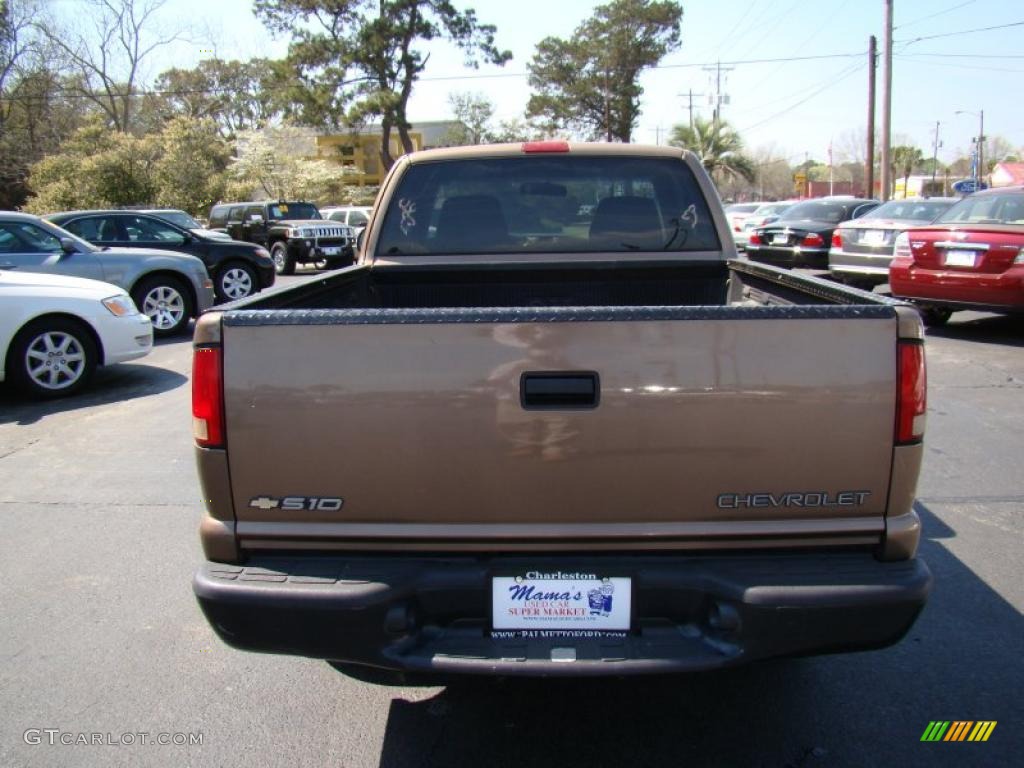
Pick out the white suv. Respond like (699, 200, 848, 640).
(321, 206, 372, 236)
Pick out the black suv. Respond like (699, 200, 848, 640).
(207, 201, 355, 275)
(46, 210, 276, 303)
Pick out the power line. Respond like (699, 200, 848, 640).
(893, 0, 976, 30)
(894, 55, 1024, 74)
(895, 19, 1024, 46)
(1, 51, 871, 103)
(737, 62, 865, 134)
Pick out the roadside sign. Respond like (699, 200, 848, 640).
(952, 179, 988, 194)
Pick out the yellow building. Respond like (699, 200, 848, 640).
(314, 122, 464, 185)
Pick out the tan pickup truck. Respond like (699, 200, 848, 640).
(191, 142, 931, 679)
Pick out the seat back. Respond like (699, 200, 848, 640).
(96, 219, 118, 242)
(434, 195, 508, 251)
(589, 196, 664, 250)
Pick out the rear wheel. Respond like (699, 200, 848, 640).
(131, 275, 193, 337)
(7, 317, 98, 398)
(216, 261, 257, 303)
(271, 242, 295, 275)
(919, 306, 953, 327)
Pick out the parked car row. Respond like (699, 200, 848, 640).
(741, 188, 1024, 326)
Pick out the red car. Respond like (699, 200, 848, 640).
(889, 186, 1024, 326)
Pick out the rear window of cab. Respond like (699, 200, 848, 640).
(375, 156, 721, 256)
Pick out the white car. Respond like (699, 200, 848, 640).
(1, 269, 153, 398)
(321, 205, 372, 236)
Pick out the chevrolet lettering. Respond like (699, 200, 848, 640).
(716, 491, 872, 509)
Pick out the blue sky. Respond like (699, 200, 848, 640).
(53, 0, 1024, 165)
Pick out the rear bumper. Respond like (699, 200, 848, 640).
(828, 247, 893, 280)
(745, 245, 830, 268)
(890, 257, 1024, 311)
(194, 552, 931, 677)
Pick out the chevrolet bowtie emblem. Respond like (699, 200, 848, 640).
(249, 496, 280, 510)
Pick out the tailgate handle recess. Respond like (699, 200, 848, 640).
(521, 372, 600, 410)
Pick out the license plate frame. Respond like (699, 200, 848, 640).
(862, 229, 886, 246)
(944, 249, 977, 267)
(322, 246, 341, 256)
(771, 233, 789, 245)
(491, 572, 632, 635)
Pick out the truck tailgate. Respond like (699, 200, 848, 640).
(222, 307, 898, 549)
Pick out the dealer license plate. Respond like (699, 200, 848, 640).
(322, 246, 341, 256)
(944, 249, 977, 267)
(862, 229, 886, 245)
(491, 573, 632, 634)
(772, 233, 789, 245)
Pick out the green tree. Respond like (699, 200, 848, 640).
(527, 0, 682, 142)
(890, 145, 923, 196)
(150, 58, 282, 136)
(24, 116, 232, 214)
(442, 91, 494, 145)
(150, 117, 231, 214)
(669, 116, 755, 183)
(255, 1, 511, 170)
(25, 119, 159, 212)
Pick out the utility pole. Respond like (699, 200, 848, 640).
(702, 61, 734, 128)
(978, 109, 985, 187)
(880, 0, 893, 202)
(866, 35, 877, 199)
(930, 120, 941, 190)
(678, 89, 706, 130)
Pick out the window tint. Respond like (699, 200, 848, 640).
(0, 222, 64, 253)
(0, 225, 20, 252)
(349, 210, 369, 226)
(376, 156, 721, 256)
(63, 217, 107, 241)
(328, 211, 346, 222)
(780, 201, 860, 223)
(228, 206, 245, 221)
(866, 200, 954, 221)
(123, 216, 186, 244)
(208, 206, 229, 228)
(939, 194, 1024, 225)
(153, 210, 200, 228)
(245, 205, 264, 220)
(268, 203, 320, 220)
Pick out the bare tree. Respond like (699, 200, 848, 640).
(34, 0, 188, 132)
(1, 0, 41, 126)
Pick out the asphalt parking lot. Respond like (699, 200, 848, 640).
(1, 275, 1022, 767)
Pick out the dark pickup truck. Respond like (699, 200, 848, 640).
(208, 200, 356, 275)
(192, 143, 931, 680)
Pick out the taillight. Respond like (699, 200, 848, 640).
(832, 230, 843, 248)
(748, 232, 762, 245)
(896, 341, 926, 444)
(802, 232, 824, 247)
(893, 231, 912, 260)
(192, 347, 224, 448)
(523, 140, 569, 153)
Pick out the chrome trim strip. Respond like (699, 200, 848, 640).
(934, 241, 989, 250)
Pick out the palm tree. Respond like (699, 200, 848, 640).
(669, 117, 756, 183)
(890, 145, 924, 197)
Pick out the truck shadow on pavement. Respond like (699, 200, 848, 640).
(373, 502, 1023, 768)
(925, 314, 1024, 348)
(0, 363, 187, 425)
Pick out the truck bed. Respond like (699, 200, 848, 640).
(204, 259, 916, 554)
